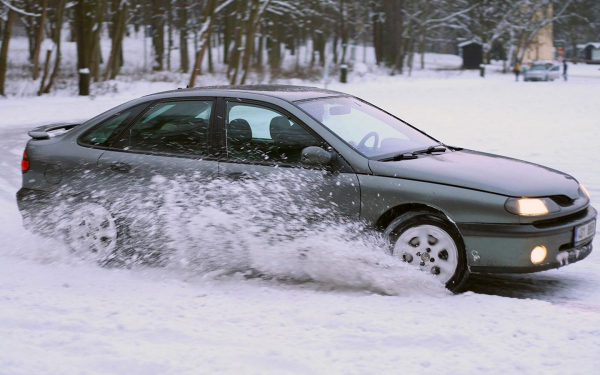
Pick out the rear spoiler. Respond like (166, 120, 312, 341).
(28, 123, 80, 140)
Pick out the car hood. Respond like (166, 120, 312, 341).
(368, 149, 580, 198)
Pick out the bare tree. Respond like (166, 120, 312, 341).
(177, 0, 189, 72)
(30, 0, 47, 79)
(189, 0, 232, 87)
(104, 0, 129, 80)
(0, 7, 15, 96)
(74, 0, 106, 95)
(40, 0, 66, 94)
(151, 0, 166, 70)
(237, 0, 271, 85)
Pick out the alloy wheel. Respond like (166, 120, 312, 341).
(65, 203, 118, 261)
(393, 224, 459, 284)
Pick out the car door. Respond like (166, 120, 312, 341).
(550, 65, 560, 80)
(96, 99, 220, 242)
(218, 99, 361, 223)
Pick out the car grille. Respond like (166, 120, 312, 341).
(549, 195, 575, 207)
(533, 207, 589, 229)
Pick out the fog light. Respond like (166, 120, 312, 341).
(530, 246, 547, 265)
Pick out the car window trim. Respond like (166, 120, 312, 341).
(108, 97, 219, 159)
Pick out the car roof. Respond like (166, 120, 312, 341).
(146, 85, 346, 102)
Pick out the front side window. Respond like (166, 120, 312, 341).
(125, 100, 213, 156)
(296, 97, 438, 159)
(226, 102, 322, 164)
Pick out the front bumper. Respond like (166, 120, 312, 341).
(524, 73, 548, 81)
(457, 206, 596, 274)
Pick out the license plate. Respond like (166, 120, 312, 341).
(574, 220, 596, 245)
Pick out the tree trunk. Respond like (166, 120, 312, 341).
(75, 0, 106, 96)
(37, 48, 53, 95)
(207, 34, 213, 73)
(255, 33, 264, 68)
(228, 0, 246, 83)
(0, 10, 15, 96)
(178, 0, 189, 73)
(32, 0, 49, 80)
(339, 0, 348, 83)
(188, 0, 218, 87)
(372, 11, 383, 65)
(223, 10, 231, 64)
(110, 4, 128, 80)
(167, 0, 173, 71)
(240, 0, 271, 85)
(152, 0, 165, 71)
(267, 13, 281, 72)
(90, 32, 102, 82)
(180, 29, 189, 72)
(419, 32, 426, 69)
(104, 1, 128, 80)
(43, 0, 67, 94)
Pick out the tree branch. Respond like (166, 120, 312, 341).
(1, 0, 41, 17)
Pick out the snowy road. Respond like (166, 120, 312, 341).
(1, 70, 599, 374)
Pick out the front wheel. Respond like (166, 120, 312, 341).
(384, 211, 469, 292)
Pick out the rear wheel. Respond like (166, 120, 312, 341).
(384, 211, 469, 292)
(63, 203, 122, 263)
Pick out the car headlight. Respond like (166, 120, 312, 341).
(504, 197, 560, 216)
(580, 184, 591, 199)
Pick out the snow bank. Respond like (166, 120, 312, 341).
(0, 69, 599, 374)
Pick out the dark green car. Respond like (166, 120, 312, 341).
(17, 86, 596, 291)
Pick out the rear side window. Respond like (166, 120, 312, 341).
(80, 104, 146, 147)
(125, 100, 213, 156)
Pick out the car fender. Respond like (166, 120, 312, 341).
(358, 174, 516, 228)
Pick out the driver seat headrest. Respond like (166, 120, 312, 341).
(270, 116, 316, 146)
(227, 118, 252, 145)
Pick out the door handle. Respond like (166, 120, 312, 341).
(110, 161, 131, 173)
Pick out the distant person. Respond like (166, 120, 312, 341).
(563, 60, 568, 81)
(514, 62, 521, 81)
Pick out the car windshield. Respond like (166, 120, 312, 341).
(296, 96, 438, 158)
(530, 65, 548, 71)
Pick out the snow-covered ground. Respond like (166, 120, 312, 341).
(1, 64, 599, 374)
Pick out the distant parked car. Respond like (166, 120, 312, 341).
(524, 63, 561, 81)
(17, 86, 596, 292)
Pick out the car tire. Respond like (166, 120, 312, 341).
(62, 202, 130, 265)
(383, 211, 469, 293)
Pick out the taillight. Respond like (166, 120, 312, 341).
(21, 151, 30, 172)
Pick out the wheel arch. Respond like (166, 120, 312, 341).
(374, 203, 454, 232)
(378, 203, 470, 292)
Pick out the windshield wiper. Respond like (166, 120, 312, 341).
(412, 145, 447, 155)
(378, 145, 447, 162)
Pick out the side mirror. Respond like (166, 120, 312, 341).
(301, 146, 333, 166)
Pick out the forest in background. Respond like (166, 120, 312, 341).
(0, 0, 599, 96)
